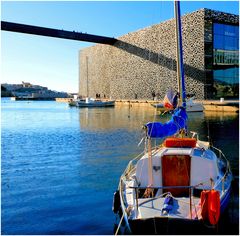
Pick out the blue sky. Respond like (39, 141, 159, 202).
(1, 1, 239, 93)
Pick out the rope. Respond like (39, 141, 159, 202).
(153, 217, 157, 234)
(192, 194, 199, 219)
(114, 213, 124, 236)
(140, 191, 171, 204)
(137, 137, 147, 185)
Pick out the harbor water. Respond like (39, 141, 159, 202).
(1, 98, 239, 234)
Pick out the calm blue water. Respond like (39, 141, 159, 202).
(1, 98, 239, 234)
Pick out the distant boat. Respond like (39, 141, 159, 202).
(72, 56, 115, 108)
(76, 97, 115, 107)
(68, 98, 78, 107)
(112, 1, 232, 235)
(152, 96, 204, 112)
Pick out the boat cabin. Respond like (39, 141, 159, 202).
(135, 138, 220, 197)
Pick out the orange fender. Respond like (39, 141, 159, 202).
(208, 190, 220, 225)
(200, 190, 220, 225)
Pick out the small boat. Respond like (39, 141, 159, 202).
(113, 1, 232, 234)
(152, 96, 204, 112)
(68, 99, 77, 107)
(186, 97, 204, 112)
(76, 57, 115, 108)
(76, 97, 115, 107)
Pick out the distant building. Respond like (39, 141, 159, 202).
(1, 85, 12, 97)
(79, 8, 239, 100)
(22, 81, 31, 88)
(1, 82, 70, 99)
(2, 83, 23, 91)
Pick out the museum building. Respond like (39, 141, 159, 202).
(79, 8, 239, 100)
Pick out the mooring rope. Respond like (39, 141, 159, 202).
(114, 213, 124, 236)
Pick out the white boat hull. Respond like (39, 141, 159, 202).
(186, 102, 204, 112)
(114, 139, 232, 234)
(153, 101, 204, 112)
(76, 100, 115, 107)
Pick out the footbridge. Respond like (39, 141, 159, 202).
(1, 21, 117, 45)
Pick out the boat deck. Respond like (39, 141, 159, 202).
(137, 197, 201, 220)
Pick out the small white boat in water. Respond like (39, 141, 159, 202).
(186, 97, 204, 112)
(76, 97, 115, 107)
(152, 97, 204, 112)
(76, 56, 115, 108)
(113, 1, 232, 234)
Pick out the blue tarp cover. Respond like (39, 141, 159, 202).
(146, 107, 188, 138)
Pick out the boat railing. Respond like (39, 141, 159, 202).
(211, 146, 231, 172)
(211, 146, 232, 193)
(120, 151, 146, 181)
(119, 145, 231, 221)
(121, 147, 161, 180)
(118, 177, 133, 233)
(117, 151, 147, 228)
(128, 184, 201, 220)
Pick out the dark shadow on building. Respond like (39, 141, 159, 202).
(113, 39, 205, 83)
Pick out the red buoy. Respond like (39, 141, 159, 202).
(200, 190, 220, 225)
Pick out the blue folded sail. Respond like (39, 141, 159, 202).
(146, 107, 188, 138)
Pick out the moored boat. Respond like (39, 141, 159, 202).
(77, 55, 115, 108)
(152, 90, 204, 113)
(113, 1, 233, 234)
(113, 133, 232, 234)
(76, 97, 115, 107)
(68, 99, 77, 107)
(152, 97, 204, 112)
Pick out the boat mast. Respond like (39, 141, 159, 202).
(174, 0, 186, 108)
(86, 56, 89, 98)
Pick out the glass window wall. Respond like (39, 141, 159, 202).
(212, 23, 239, 99)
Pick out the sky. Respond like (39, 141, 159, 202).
(1, 1, 239, 93)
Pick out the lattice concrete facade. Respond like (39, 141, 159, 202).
(79, 9, 238, 100)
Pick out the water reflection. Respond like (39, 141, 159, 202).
(78, 105, 157, 131)
(203, 111, 239, 176)
(77, 106, 239, 176)
(1, 100, 238, 235)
